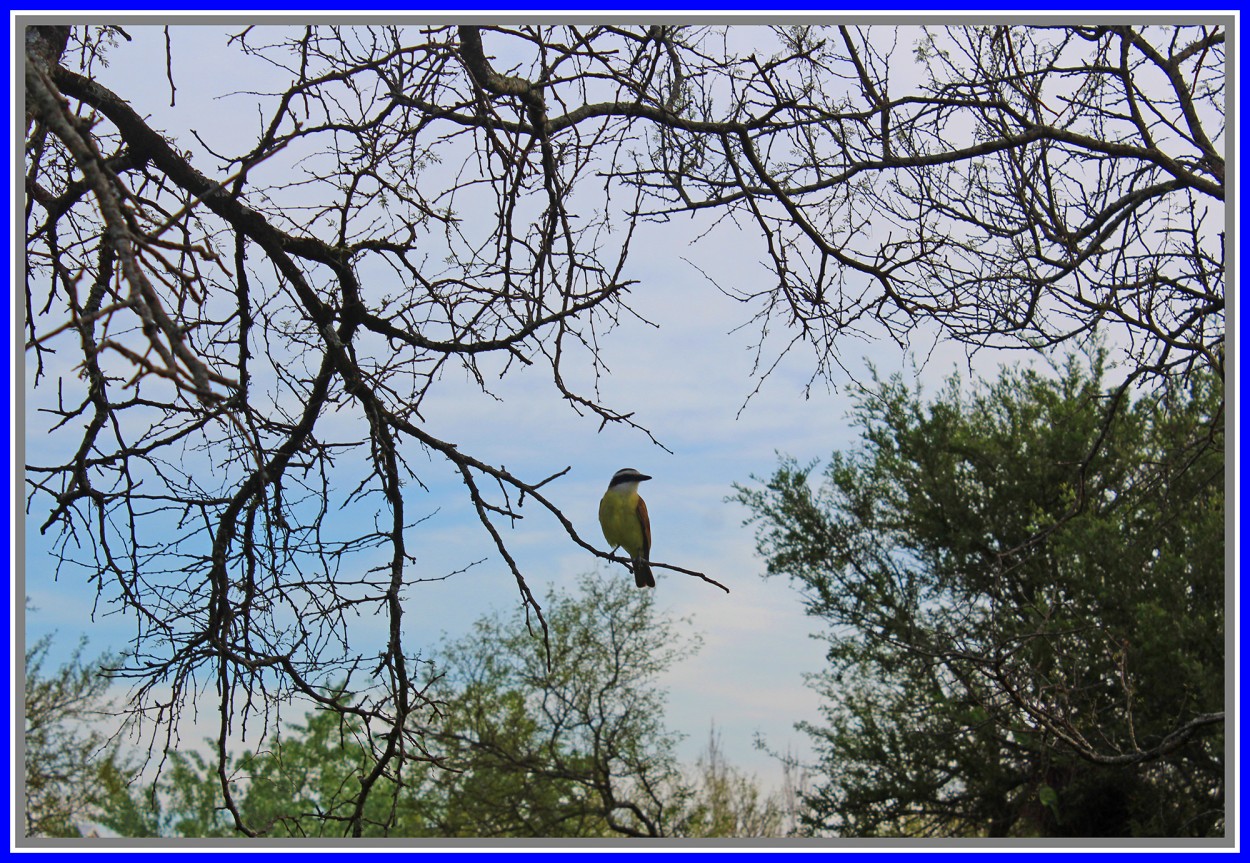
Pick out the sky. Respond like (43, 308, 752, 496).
(15, 14, 1232, 819)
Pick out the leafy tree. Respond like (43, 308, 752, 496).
(410, 571, 697, 837)
(100, 572, 791, 838)
(733, 351, 1224, 837)
(677, 726, 799, 838)
(24, 21, 1224, 834)
(23, 626, 118, 837)
(97, 706, 416, 838)
(94, 754, 163, 838)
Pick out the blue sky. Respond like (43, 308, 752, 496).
(15, 21, 905, 788)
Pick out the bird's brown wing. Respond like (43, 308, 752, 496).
(636, 495, 651, 560)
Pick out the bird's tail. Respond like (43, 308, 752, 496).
(633, 557, 655, 589)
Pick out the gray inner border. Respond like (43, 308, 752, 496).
(11, 9, 1238, 852)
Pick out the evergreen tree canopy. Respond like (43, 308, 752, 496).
(734, 353, 1224, 837)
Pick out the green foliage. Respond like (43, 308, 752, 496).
(97, 708, 413, 838)
(413, 571, 698, 837)
(733, 350, 1224, 838)
(675, 727, 794, 837)
(98, 571, 793, 838)
(23, 629, 116, 837)
(95, 754, 162, 838)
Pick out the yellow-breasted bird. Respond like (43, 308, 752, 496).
(598, 467, 655, 588)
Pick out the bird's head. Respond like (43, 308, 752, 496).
(608, 467, 652, 489)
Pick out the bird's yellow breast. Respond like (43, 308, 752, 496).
(599, 489, 646, 557)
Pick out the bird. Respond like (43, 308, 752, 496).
(598, 467, 655, 588)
